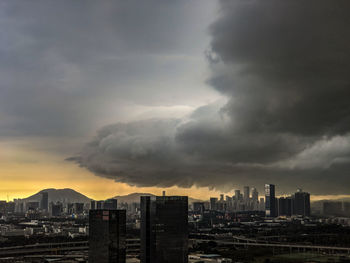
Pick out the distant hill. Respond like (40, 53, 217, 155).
(24, 188, 91, 204)
(112, 193, 203, 204)
(23, 188, 203, 205)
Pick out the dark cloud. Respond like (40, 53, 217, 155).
(209, 0, 350, 136)
(0, 0, 215, 137)
(69, 0, 350, 194)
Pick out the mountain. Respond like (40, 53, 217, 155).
(24, 188, 91, 204)
(23, 189, 203, 205)
(112, 193, 203, 204)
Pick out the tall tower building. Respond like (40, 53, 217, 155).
(243, 186, 250, 202)
(265, 184, 276, 217)
(278, 197, 292, 216)
(234, 190, 241, 201)
(141, 196, 188, 263)
(293, 189, 310, 217)
(103, 199, 118, 210)
(251, 188, 259, 210)
(251, 188, 258, 202)
(40, 192, 48, 212)
(209, 197, 218, 211)
(91, 200, 96, 210)
(89, 209, 126, 263)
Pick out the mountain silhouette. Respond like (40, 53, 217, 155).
(24, 188, 91, 204)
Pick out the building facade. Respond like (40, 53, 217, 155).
(89, 209, 126, 263)
(141, 196, 188, 263)
(265, 184, 276, 217)
(293, 189, 311, 217)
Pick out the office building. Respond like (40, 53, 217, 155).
(234, 190, 241, 201)
(89, 209, 126, 263)
(210, 197, 218, 211)
(265, 184, 276, 217)
(141, 196, 188, 263)
(74, 203, 84, 214)
(27, 201, 40, 211)
(193, 202, 205, 214)
(251, 188, 259, 210)
(259, 197, 265, 211)
(51, 202, 62, 217)
(40, 192, 48, 212)
(292, 189, 310, 217)
(103, 199, 118, 210)
(243, 186, 250, 202)
(278, 197, 292, 216)
(251, 188, 258, 202)
(96, 200, 105, 209)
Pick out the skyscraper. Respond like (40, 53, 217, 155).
(89, 209, 126, 263)
(243, 186, 250, 202)
(40, 192, 48, 212)
(293, 189, 310, 217)
(265, 184, 276, 217)
(141, 196, 188, 263)
(278, 197, 292, 216)
(234, 190, 241, 201)
(193, 202, 205, 214)
(103, 199, 118, 210)
(209, 197, 218, 211)
(251, 188, 258, 202)
(251, 188, 259, 210)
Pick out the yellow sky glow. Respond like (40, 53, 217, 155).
(0, 140, 348, 202)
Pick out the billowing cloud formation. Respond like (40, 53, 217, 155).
(0, 0, 216, 137)
(72, 0, 350, 194)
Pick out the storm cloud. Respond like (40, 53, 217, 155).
(0, 0, 216, 137)
(70, 1, 350, 194)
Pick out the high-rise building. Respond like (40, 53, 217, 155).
(209, 197, 218, 211)
(278, 197, 292, 216)
(91, 200, 96, 210)
(89, 209, 126, 263)
(96, 200, 105, 209)
(74, 203, 84, 214)
(141, 196, 188, 263)
(265, 184, 276, 217)
(243, 186, 250, 202)
(251, 188, 259, 210)
(234, 190, 241, 201)
(251, 188, 258, 202)
(193, 202, 205, 214)
(103, 199, 118, 210)
(40, 192, 48, 212)
(292, 189, 310, 217)
(51, 202, 62, 217)
(0, 201, 6, 216)
(26, 201, 40, 211)
(259, 197, 265, 211)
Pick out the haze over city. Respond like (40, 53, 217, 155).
(1, 0, 350, 202)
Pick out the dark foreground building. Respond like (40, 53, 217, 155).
(293, 189, 311, 217)
(89, 209, 126, 263)
(141, 196, 188, 263)
(265, 184, 276, 217)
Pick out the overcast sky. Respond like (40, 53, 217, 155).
(1, 0, 350, 198)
